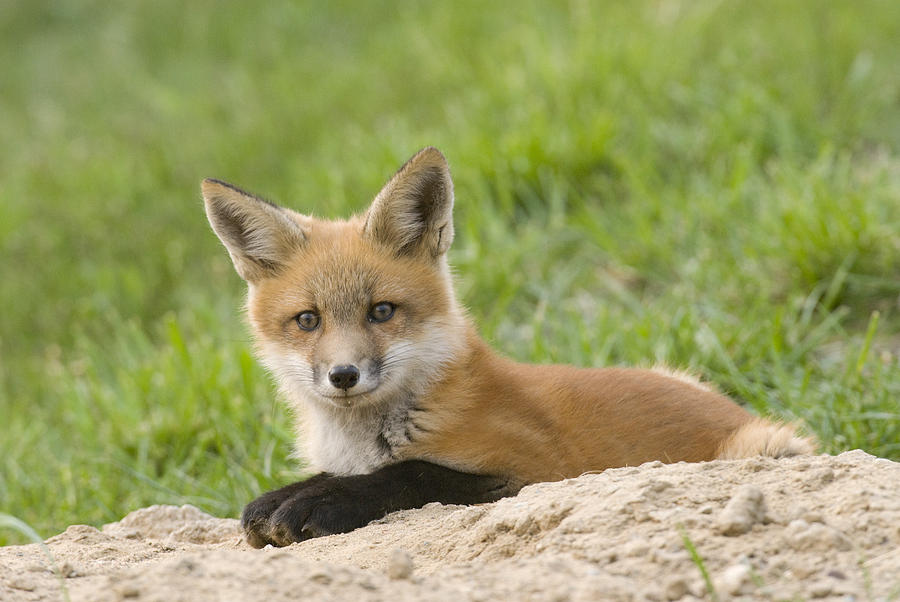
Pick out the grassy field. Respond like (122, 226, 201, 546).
(2, 0, 899, 545)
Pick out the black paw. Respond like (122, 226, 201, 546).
(265, 479, 381, 546)
(241, 461, 519, 548)
(242, 475, 386, 547)
(241, 474, 333, 548)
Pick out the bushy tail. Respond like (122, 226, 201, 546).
(716, 417, 817, 459)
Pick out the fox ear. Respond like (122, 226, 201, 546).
(201, 179, 307, 282)
(363, 147, 454, 258)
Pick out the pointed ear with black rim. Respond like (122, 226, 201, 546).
(201, 178, 307, 282)
(362, 147, 454, 259)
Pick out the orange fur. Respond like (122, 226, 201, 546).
(203, 147, 816, 486)
(401, 333, 813, 483)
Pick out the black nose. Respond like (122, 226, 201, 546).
(328, 364, 360, 390)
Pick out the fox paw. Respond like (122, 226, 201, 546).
(241, 475, 379, 548)
(240, 461, 519, 548)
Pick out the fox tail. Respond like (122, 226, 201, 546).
(716, 417, 817, 459)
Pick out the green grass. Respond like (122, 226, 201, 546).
(2, 0, 900, 545)
(678, 525, 719, 602)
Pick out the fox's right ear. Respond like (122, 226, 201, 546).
(201, 179, 307, 282)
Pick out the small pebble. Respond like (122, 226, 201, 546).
(808, 580, 833, 598)
(716, 485, 768, 535)
(386, 548, 414, 580)
(637, 586, 663, 601)
(115, 528, 141, 540)
(174, 558, 197, 574)
(809, 467, 835, 487)
(622, 538, 650, 557)
(715, 564, 752, 596)
(787, 520, 852, 551)
(117, 585, 141, 599)
(644, 479, 674, 494)
(8, 577, 36, 592)
(359, 579, 378, 591)
(664, 577, 689, 600)
(59, 561, 78, 578)
(308, 568, 333, 585)
(801, 511, 824, 524)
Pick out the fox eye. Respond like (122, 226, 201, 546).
(368, 302, 395, 323)
(295, 311, 320, 331)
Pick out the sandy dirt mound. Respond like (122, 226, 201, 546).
(2, 450, 898, 601)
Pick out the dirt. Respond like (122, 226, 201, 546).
(2, 450, 898, 601)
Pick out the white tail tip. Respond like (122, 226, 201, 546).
(717, 418, 817, 460)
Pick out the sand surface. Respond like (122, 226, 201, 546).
(2, 450, 898, 601)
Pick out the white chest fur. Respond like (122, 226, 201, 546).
(299, 400, 416, 475)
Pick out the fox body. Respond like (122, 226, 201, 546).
(203, 147, 814, 547)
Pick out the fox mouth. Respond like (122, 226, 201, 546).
(317, 382, 381, 405)
(320, 388, 375, 399)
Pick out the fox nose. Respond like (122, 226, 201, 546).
(328, 364, 360, 390)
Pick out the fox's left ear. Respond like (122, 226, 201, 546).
(363, 147, 454, 259)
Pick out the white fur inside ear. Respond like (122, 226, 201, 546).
(202, 179, 306, 281)
(363, 147, 455, 258)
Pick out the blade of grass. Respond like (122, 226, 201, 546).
(678, 524, 718, 602)
(0, 514, 71, 602)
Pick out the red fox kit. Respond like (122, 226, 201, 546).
(203, 147, 814, 547)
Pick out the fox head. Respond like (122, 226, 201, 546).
(202, 147, 466, 413)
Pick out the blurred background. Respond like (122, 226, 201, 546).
(2, 0, 899, 544)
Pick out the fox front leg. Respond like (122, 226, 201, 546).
(241, 460, 519, 548)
